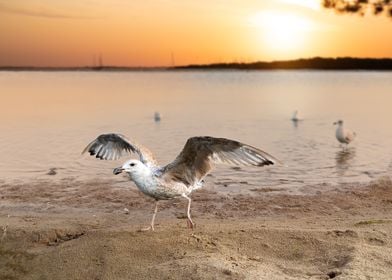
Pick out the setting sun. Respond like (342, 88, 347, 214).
(249, 11, 315, 55)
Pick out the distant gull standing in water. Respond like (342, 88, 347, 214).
(334, 120, 356, 148)
(291, 110, 303, 122)
(82, 134, 280, 231)
(291, 110, 303, 128)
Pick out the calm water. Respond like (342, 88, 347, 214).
(0, 70, 391, 194)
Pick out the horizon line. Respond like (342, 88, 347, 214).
(1, 56, 392, 70)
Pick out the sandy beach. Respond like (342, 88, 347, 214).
(1, 176, 391, 279)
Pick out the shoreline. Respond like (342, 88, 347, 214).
(2, 57, 392, 72)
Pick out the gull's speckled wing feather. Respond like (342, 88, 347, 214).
(161, 136, 281, 186)
(82, 133, 158, 167)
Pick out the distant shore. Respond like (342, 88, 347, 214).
(2, 57, 392, 72)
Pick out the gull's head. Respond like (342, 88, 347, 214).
(333, 120, 343, 126)
(113, 159, 143, 175)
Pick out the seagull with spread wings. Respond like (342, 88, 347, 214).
(82, 134, 280, 231)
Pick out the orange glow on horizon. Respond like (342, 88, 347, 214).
(0, 0, 391, 67)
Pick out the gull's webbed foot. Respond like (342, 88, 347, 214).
(138, 225, 154, 232)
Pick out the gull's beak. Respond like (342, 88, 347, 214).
(113, 167, 124, 175)
(333, 122, 337, 125)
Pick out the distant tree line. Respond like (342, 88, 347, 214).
(322, 0, 392, 17)
(175, 57, 392, 70)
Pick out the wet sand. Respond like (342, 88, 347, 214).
(1, 176, 392, 279)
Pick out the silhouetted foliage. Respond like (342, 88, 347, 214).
(323, 0, 392, 17)
(175, 57, 392, 70)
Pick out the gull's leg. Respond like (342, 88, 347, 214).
(182, 194, 195, 229)
(150, 200, 159, 230)
(141, 200, 158, 231)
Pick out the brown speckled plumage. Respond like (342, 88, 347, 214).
(83, 134, 280, 230)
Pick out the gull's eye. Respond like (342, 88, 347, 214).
(130, 163, 136, 167)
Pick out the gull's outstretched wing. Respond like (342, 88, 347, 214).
(161, 136, 281, 186)
(82, 133, 158, 167)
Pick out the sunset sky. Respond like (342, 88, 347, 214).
(1, 0, 391, 67)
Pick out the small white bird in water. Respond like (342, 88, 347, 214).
(291, 110, 303, 122)
(82, 134, 280, 231)
(334, 120, 356, 147)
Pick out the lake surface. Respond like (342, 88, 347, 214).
(0, 70, 391, 194)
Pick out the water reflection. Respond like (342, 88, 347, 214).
(154, 112, 161, 122)
(335, 147, 356, 176)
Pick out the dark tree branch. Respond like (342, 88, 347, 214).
(322, 0, 392, 17)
